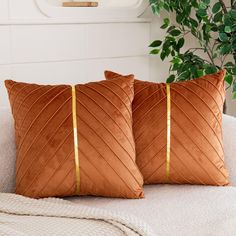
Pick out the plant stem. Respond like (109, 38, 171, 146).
(219, 0, 228, 13)
(221, 55, 227, 67)
(205, 47, 215, 65)
(188, 48, 205, 51)
(231, 0, 235, 7)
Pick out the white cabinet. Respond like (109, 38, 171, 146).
(35, 0, 148, 19)
(8, 0, 149, 21)
(47, 0, 141, 7)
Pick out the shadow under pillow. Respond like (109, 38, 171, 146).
(105, 70, 229, 186)
(5, 77, 144, 199)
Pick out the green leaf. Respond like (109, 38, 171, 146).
(224, 62, 235, 67)
(211, 23, 218, 32)
(212, 2, 221, 14)
(162, 40, 172, 51)
(233, 81, 236, 92)
(218, 25, 225, 33)
(171, 57, 183, 64)
(161, 23, 168, 29)
(166, 74, 175, 83)
(213, 53, 218, 59)
(163, 2, 170, 11)
(190, 18, 198, 28)
(176, 14, 184, 24)
(171, 63, 180, 71)
(169, 29, 182, 36)
(177, 38, 185, 50)
(205, 66, 217, 74)
(165, 48, 171, 57)
(230, 9, 236, 20)
(224, 26, 232, 33)
(220, 44, 231, 54)
(151, 4, 160, 15)
(149, 40, 162, 47)
(160, 50, 166, 60)
(223, 14, 232, 26)
(233, 92, 236, 99)
(150, 49, 160, 54)
(219, 32, 228, 42)
(204, 23, 212, 33)
(167, 26, 176, 33)
(232, 0, 236, 5)
(192, 0, 199, 8)
(213, 11, 223, 22)
(199, 2, 207, 9)
(190, 65, 198, 76)
(224, 74, 233, 85)
(232, 24, 236, 32)
(197, 9, 207, 17)
(203, 0, 210, 4)
(161, 18, 170, 29)
(164, 18, 170, 25)
(197, 69, 205, 77)
(178, 71, 191, 80)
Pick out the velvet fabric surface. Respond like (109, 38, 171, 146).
(105, 70, 229, 186)
(5, 77, 144, 199)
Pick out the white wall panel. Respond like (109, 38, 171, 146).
(9, 56, 148, 84)
(87, 56, 149, 81)
(0, 26, 11, 65)
(11, 25, 86, 63)
(86, 23, 149, 59)
(11, 23, 149, 63)
(0, 0, 9, 20)
(10, 60, 87, 85)
(0, 65, 12, 109)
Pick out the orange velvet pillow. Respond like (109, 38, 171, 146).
(5, 77, 144, 199)
(105, 70, 229, 186)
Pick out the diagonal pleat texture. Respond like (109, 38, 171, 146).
(105, 70, 229, 186)
(5, 77, 144, 199)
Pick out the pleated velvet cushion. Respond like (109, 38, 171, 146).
(5, 77, 144, 199)
(105, 70, 229, 186)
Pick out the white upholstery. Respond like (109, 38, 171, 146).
(0, 108, 16, 193)
(0, 108, 236, 192)
(223, 114, 236, 186)
(68, 185, 236, 236)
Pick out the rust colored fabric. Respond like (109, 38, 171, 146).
(5, 77, 144, 199)
(105, 70, 229, 186)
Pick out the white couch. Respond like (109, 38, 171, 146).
(1, 108, 236, 235)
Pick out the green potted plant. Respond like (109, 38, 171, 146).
(149, 0, 236, 111)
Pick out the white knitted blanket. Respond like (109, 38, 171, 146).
(0, 193, 155, 236)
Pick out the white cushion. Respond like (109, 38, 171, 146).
(0, 108, 235, 193)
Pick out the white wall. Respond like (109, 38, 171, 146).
(226, 91, 236, 117)
(1, 1, 235, 116)
(0, 0, 151, 108)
